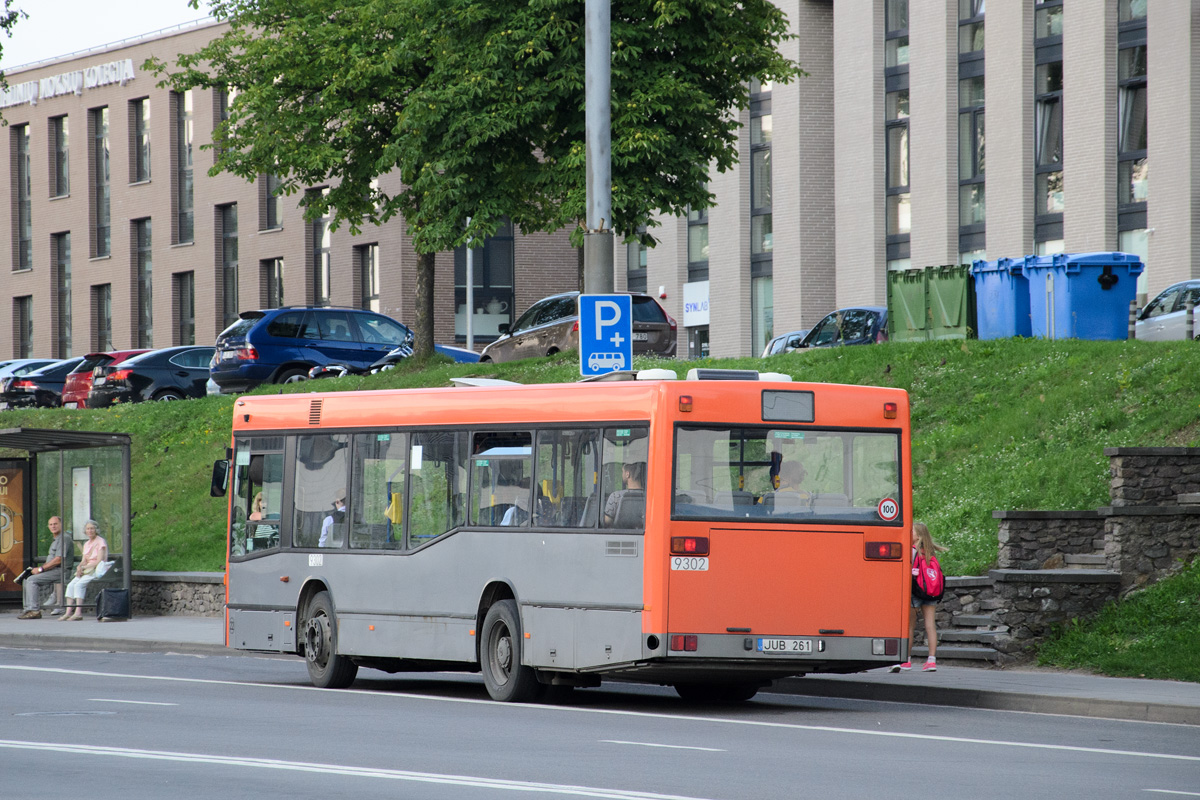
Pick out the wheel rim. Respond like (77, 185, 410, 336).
(488, 622, 513, 687)
(282, 373, 307, 384)
(305, 611, 330, 670)
(157, 393, 180, 401)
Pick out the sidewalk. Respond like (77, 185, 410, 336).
(2, 608, 1198, 725)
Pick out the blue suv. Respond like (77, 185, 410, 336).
(211, 307, 414, 393)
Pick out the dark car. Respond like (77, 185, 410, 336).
(798, 307, 889, 349)
(479, 292, 676, 363)
(0, 357, 86, 409)
(88, 346, 217, 407)
(60, 350, 150, 408)
(210, 307, 415, 393)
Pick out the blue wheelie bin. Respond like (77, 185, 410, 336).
(972, 257, 1032, 339)
(1023, 252, 1143, 340)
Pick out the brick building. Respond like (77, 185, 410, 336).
(3, 2, 1197, 361)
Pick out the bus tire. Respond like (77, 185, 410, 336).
(303, 591, 358, 689)
(673, 681, 760, 703)
(480, 599, 541, 703)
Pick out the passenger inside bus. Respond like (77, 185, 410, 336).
(768, 460, 812, 511)
(319, 488, 347, 547)
(603, 462, 646, 528)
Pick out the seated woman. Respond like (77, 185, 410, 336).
(61, 519, 107, 621)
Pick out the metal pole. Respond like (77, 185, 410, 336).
(1187, 299, 1195, 341)
(584, 0, 614, 294)
(1128, 299, 1138, 340)
(465, 217, 474, 352)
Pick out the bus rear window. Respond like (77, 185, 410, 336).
(673, 425, 902, 525)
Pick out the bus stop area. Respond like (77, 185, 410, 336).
(0, 610, 1197, 726)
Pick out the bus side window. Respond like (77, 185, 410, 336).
(351, 432, 407, 550)
(409, 431, 468, 546)
(535, 428, 600, 528)
(292, 434, 351, 548)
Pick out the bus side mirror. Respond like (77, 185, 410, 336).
(211, 460, 230, 497)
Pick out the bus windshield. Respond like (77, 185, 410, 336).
(672, 425, 902, 524)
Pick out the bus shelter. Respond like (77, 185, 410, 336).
(0, 428, 132, 614)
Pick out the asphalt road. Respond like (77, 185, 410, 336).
(2, 648, 1198, 800)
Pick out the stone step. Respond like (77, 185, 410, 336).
(953, 614, 998, 628)
(1179, 492, 1200, 504)
(1064, 553, 1106, 568)
(937, 629, 1006, 644)
(1092, 537, 1107, 551)
(911, 644, 1000, 663)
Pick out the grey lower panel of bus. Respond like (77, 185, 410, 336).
(522, 606, 645, 669)
(228, 608, 296, 652)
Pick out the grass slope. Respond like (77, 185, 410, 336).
(4, 338, 1198, 677)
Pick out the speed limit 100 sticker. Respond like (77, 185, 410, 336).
(877, 497, 899, 521)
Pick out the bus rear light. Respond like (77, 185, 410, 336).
(872, 638, 899, 656)
(671, 536, 709, 556)
(883, 402, 897, 419)
(670, 634, 698, 652)
(865, 541, 902, 560)
(679, 394, 693, 412)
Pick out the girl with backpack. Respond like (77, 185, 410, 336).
(893, 520, 948, 673)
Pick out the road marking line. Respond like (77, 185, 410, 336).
(0, 740, 714, 800)
(602, 741, 725, 752)
(1146, 792, 1200, 797)
(88, 698, 178, 706)
(3, 664, 1197, 764)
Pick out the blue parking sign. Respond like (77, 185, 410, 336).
(579, 294, 633, 377)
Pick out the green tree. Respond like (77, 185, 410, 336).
(151, 0, 799, 357)
(0, 2, 27, 106)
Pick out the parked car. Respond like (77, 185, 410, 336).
(1134, 280, 1200, 341)
(761, 329, 810, 357)
(797, 307, 889, 349)
(88, 346, 217, 407)
(210, 307, 415, 393)
(308, 341, 481, 380)
(60, 350, 150, 408)
(0, 357, 85, 410)
(0, 358, 58, 390)
(479, 292, 676, 364)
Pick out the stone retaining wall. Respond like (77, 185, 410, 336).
(131, 572, 224, 617)
(1106, 447, 1200, 506)
(988, 569, 1121, 655)
(994, 510, 1105, 570)
(1104, 506, 1200, 591)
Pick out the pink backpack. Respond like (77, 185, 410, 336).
(912, 550, 945, 602)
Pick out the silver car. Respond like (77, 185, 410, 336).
(1135, 280, 1200, 341)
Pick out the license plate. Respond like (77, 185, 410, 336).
(93, 377, 106, 386)
(632, 332, 649, 341)
(757, 638, 813, 654)
(671, 556, 709, 571)
(222, 350, 238, 361)
(63, 402, 77, 409)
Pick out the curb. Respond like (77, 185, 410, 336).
(773, 677, 1200, 726)
(1, 633, 234, 658)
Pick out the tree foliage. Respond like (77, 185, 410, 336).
(150, 0, 799, 353)
(0, 1, 27, 102)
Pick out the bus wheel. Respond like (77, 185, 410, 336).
(303, 591, 358, 689)
(673, 682, 760, 703)
(481, 599, 541, 702)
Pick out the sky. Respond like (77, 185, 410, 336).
(1, 0, 213, 70)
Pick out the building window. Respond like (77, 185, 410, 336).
(51, 115, 69, 197)
(751, 276, 773, 358)
(175, 271, 195, 345)
(885, 1, 911, 266)
(1035, 1, 1064, 246)
(885, 0, 909, 68)
(454, 218, 514, 342)
(357, 243, 380, 312)
(13, 124, 32, 270)
(135, 219, 153, 348)
(687, 203, 709, 283)
(627, 227, 648, 293)
(14, 296, 33, 358)
(261, 173, 282, 230)
(90, 107, 110, 257)
(53, 233, 72, 358)
(1118, 6, 1147, 234)
(131, 97, 151, 183)
(214, 86, 236, 161)
(92, 284, 112, 351)
(750, 78, 773, 264)
(174, 90, 194, 243)
(310, 189, 332, 307)
(263, 257, 284, 309)
(958, 0, 985, 54)
(1118, 0, 1147, 23)
(958, 2, 985, 255)
(221, 204, 239, 328)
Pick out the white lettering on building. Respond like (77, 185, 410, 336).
(1, 58, 136, 110)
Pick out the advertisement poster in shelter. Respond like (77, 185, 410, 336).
(0, 462, 29, 595)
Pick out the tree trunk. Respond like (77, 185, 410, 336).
(414, 250, 436, 359)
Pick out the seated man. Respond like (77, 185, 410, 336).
(770, 460, 812, 511)
(18, 516, 66, 619)
(604, 462, 646, 527)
